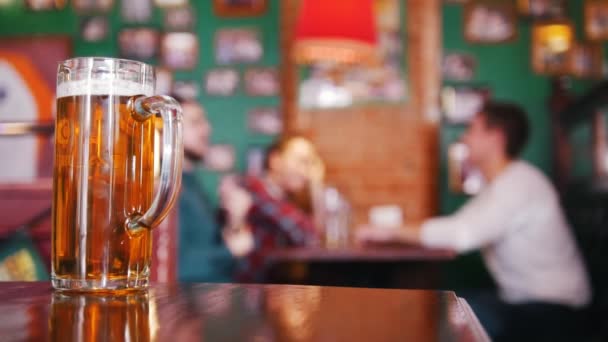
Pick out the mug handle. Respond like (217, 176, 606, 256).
(126, 95, 183, 234)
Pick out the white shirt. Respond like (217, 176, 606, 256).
(421, 161, 591, 307)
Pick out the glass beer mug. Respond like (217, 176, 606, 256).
(52, 57, 183, 291)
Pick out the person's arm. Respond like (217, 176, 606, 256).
(356, 224, 423, 245)
(309, 153, 326, 233)
(418, 186, 524, 252)
(218, 176, 256, 257)
(357, 184, 523, 253)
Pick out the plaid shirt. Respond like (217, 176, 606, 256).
(237, 176, 319, 281)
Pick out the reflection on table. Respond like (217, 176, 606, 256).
(0, 282, 488, 341)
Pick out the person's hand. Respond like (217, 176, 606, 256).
(222, 227, 255, 258)
(355, 224, 406, 245)
(219, 175, 252, 225)
(356, 224, 423, 245)
(309, 154, 325, 185)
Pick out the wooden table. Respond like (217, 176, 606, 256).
(266, 245, 455, 262)
(264, 246, 456, 289)
(0, 282, 489, 341)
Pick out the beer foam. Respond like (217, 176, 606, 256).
(57, 79, 154, 98)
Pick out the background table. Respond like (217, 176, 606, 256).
(264, 245, 456, 289)
(0, 282, 488, 341)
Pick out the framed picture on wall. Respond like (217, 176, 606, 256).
(448, 142, 485, 195)
(172, 81, 200, 100)
(464, 1, 517, 43)
(531, 20, 574, 75)
(517, 0, 566, 19)
(80, 16, 109, 42)
(213, 0, 267, 17)
(569, 43, 604, 78)
(164, 5, 195, 31)
(155, 68, 173, 96)
(73, 0, 113, 13)
(245, 67, 279, 96)
(0, 0, 20, 8)
(161, 32, 199, 70)
(154, 0, 187, 8)
(204, 145, 236, 172)
(204, 68, 239, 96)
(247, 107, 282, 135)
(215, 28, 263, 64)
(246, 146, 266, 176)
(442, 52, 477, 81)
(585, 0, 608, 40)
(26, 0, 67, 10)
(121, 0, 152, 23)
(441, 86, 491, 124)
(118, 28, 159, 60)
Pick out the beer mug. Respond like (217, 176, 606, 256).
(52, 57, 183, 291)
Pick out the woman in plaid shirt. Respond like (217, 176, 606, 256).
(220, 137, 324, 282)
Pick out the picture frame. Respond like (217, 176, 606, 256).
(80, 16, 109, 42)
(213, 0, 267, 17)
(247, 107, 282, 135)
(26, 0, 67, 10)
(204, 68, 239, 96)
(568, 43, 604, 79)
(517, 0, 566, 19)
(121, 0, 152, 23)
(164, 5, 195, 31)
(244, 67, 279, 96)
(155, 68, 173, 96)
(531, 20, 574, 75)
(464, 1, 517, 43)
(215, 28, 263, 64)
(441, 86, 491, 124)
(160, 32, 199, 70)
(448, 142, 485, 195)
(0, 0, 19, 9)
(118, 28, 159, 61)
(172, 81, 200, 100)
(585, 0, 608, 41)
(73, 0, 113, 13)
(246, 146, 266, 176)
(442, 52, 477, 81)
(154, 0, 187, 8)
(204, 145, 236, 172)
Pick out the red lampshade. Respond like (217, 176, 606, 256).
(293, 0, 378, 65)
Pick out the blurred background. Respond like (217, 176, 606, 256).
(0, 0, 607, 312)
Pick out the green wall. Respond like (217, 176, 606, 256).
(0, 1, 281, 206)
(439, 2, 598, 289)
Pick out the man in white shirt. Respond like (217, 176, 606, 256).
(357, 102, 591, 341)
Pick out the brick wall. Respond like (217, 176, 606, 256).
(282, 0, 441, 225)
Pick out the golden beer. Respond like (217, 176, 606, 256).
(52, 57, 183, 291)
(53, 95, 155, 287)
